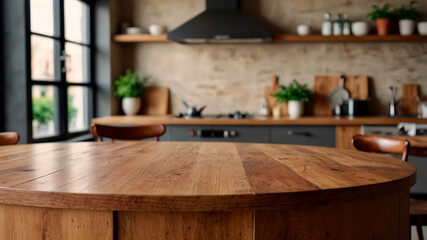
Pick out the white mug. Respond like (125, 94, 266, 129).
(418, 22, 427, 36)
(352, 21, 369, 36)
(149, 24, 165, 35)
(297, 25, 310, 36)
(126, 27, 142, 35)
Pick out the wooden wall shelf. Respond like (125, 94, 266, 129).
(113, 34, 170, 43)
(273, 34, 427, 43)
(113, 33, 427, 43)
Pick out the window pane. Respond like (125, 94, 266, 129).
(31, 35, 60, 81)
(30, 0, 58, 36)
(65, 0, 90, 44)
(32, 85, 60, 138)
(68, 86, 89, 132)
(65, 43, 90, 83)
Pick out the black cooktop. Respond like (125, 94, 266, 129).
(175, 111, 250, 119)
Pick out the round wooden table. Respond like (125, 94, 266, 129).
(0, 142, 416, 239)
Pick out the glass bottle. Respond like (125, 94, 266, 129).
(321, 13, 333, 36)
(342, 13, 351, 36)
(259, 98, 269, 116)
(333, 14, 342, 36)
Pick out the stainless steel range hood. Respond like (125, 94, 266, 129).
(166, 0, 272, 44)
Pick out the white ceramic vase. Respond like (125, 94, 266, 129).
(122, 97, 141, 116)
(399, 19, 415, 36)
(288, 100, 304, 119)
(418, 22, 427, 35)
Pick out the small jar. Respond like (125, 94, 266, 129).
(273, 105, 281, 119)
(342, 13, 351, 35)
(322, 13, 333, 36)
(333, 14, 343, 36)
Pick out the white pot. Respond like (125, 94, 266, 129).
(149, 24, 165, 35)
(399, 19, 415, 36)
(125, 27, 142, 35)
(288, 100, 304, 119)
(418, 22, 427, 35)
(351, 21, 369, 36)
(122, 97, 141, 116)
(297, 25, 310, 36)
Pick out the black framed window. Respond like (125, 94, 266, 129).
(26, 0, 94, 142)
(0, 1, 3, 131)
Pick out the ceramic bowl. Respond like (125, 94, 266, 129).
(149, 24, 165, 35)
(352, 21, 369, 36)
(125, 27, 142, 34)
(297, 25, 311, 36)
(418, 22, 427, 35)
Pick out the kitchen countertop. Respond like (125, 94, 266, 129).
(386, 135, 427, 157)
(92, 115, 427, 126)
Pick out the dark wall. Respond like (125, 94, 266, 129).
(0, 1, 4, 131)
(95, 0, 112, 118)
(3, 0, 28, 142)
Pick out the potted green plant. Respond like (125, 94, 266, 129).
(394, 1, 420, 36)
(32, 95, 54, 135)
(366, 4, 394, 35)
(272, 79, 310, 119)
(113, 69, 148, 116)
(67, 95, 78, 129)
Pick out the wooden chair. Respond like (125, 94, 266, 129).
(352, 134, 426, 240)
(0, 132, 19, 145)
(90, 124, 166, 142)
(352, 134, 410, 161)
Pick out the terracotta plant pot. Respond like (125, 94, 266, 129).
(375, 18, 392, 35)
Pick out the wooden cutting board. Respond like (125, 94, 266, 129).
(139, 87, 169, 115)
(313, 75, 369, 116)
(264, 76, 288, 116)
(402, 84, 419, 115)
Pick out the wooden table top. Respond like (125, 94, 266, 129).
(92, 115, 427, 126)
(0, 142, 416, 211)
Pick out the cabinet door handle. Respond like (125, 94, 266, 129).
(287, 130, 312, 137)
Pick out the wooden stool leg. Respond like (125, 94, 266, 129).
(417, 225, 424, 240)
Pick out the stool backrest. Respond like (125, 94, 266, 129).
(90, 124, 166, 142)
(0, 132, 20, 145)
(352, 135, 410, 161)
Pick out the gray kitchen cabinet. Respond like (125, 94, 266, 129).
(407, 155, 427, 198)
(164, 125, 335, 147)
(165, 125, 270, 143)
(270, 126, 335, 147)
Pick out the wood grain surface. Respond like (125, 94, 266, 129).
(313, 75, 369, 116)
(402, 84, 419, 115)
(0, 204, 112, 239)
(255, 190, 409, 240)
(264, 75, 288, 116)
(335, 125, 361, 149)
(0, 142, 416, 211)
(113, 33, 170, 43)
(116, 211, 253, 239)
(139, 86, 169, 115)
(92, 115, 427, 126)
